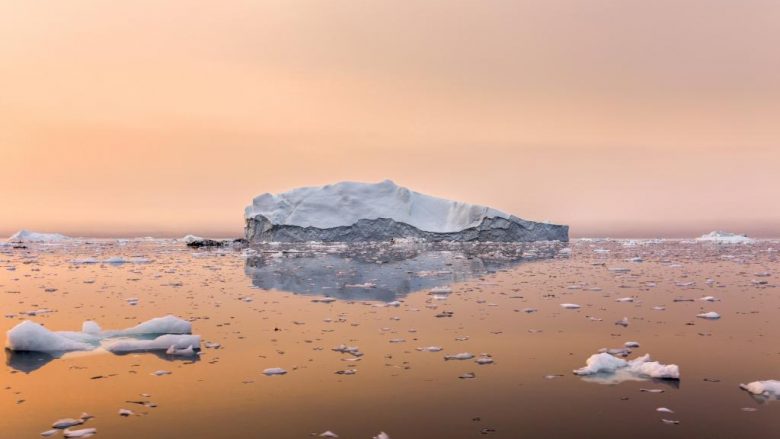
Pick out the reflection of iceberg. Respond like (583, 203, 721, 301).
(244, 241, 565, 301)
(5, 350, 61, 374)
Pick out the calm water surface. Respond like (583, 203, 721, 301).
(1, 239, 778, 438)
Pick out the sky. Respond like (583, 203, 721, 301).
(1, 0, 779, 238)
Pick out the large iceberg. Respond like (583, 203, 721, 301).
(8, 230, 70, 242)
(244, 180, 568, 243)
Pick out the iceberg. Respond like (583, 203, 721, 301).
(244, 180, 568, 242)
(5, 321, 95, 352)
(105, 334, 201, 353)
(8, 230, 70, 242)
(696, 231, 753, 244)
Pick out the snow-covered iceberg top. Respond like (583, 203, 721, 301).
(245, 180, 512, 234)
(740, 380, 780, 398)
(8, 230, 70, 242)
(696, 231, 753, 244)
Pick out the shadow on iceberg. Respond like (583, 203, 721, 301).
(244, 241, 567, 302)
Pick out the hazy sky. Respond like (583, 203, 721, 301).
(1, 0, 779, 238)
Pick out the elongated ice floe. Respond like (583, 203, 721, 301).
(6, 315, 196, 354)
(739, 380, 780, 398)
(573, 352, 680, 380)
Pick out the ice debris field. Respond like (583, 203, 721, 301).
(1, 235, 778, 438)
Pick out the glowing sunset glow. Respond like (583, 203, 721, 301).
(1, 1, 778, 238)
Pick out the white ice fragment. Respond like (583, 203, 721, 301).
(699, 296, 718, 302)
(560, 303, 581, 309)
(151, 370, 172, 376)
(429, 286, 453, 294)
(696, 311, 721, 320)
(110, 315, 192, 336)
(263, 367, 287, 376)
(373, 433, 390, 439)
(444, 352, 474, 361)
(739, 380, 780, 397)
(696, 231, 753, 244)
(416, 346, 443, 352)
(40, 429, 59, 437)
(319, 431, 338, 438)
(615, 297, 635, 303)
(656, 407, 674, 413)
(165, 344, 196, 356)
(573, 353, 679, 380)
(118, 409, 134, 417)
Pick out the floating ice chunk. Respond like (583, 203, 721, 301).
(118, 409, 134, 417)
(151, 370, 171, 376)
(345, 282, 376, 288)
(625, 341, 640, 348)
(615, 317, 629, 327)
(696, 231, 753, 244)
(106, 334, 201, 353)
(739, 380, 780, 398)
(696, 311, 721, 320)
(263, 367, 287, 376)
(110, 315, 192, 336)
(416, 346, 443, 352)
(574, 353, 679, 380)
(444, 352, 474, 361)
(8, 230, 69, 242)
(41, 429, 59, 437)
(312, 297, 337, 304)
(373, 432, 390, 439)
(615, 297, 635, 303)
(63, 428, 96, 438)
(71, 257, 99, 264)
(6, 321, 95, 352)
(656, 407, 674, 413)
(661, 419, 679, 425)
(475, 356, 494, 365)
(560, 303, 581, 309)
(319, 431, 338, 438)
(699, 296, 718, 302)
(429, 286, 453, 294)
(52, 419, 84, 429)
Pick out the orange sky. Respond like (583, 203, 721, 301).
(1, 1, 778, 238)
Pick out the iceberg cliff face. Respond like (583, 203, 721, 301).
(244, 181, 568, 243)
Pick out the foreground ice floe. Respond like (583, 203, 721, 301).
(573, 353, 680, 380)
(5, 315, 199, 355)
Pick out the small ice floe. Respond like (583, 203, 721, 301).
(263, 367, 287, 376)
(696, 311, 721, 320)
(335, 369, 357, 375)
(615, 297, 635, 303)
(656, 407, 674, 413)
(640, 388, 665, 393)
(52, 419, 84, 429)
(573, 353, 679, 381)
(661, 419, 679, 425)
(373, 432, 390, 439)
(385, 301, 401, 307)
(151, 370, 172, 376)
(332, 344, 363, 357)
(311, 297, 337, 304)
(475, 355, 494, 365)
(615, 317, 629, 327)
(118, 409, 134, 417)
(72, 257, 99, 264)
(63, 428, 97, 438)
(319, 431, 338, 438)
(699, 296, 719, 302)
(40, 429, 59, 437)
(429, 286, 453, 294)
(417, 346, 443, 352)
(652, 306, 666, 311)
(560, 303, 581, 310)
(444, 352, 474, 361)
(126, 298, 140, 306)
(739, 380, 780, 398)
(459, 372, 477, 379)
(625, 341, 640, 348)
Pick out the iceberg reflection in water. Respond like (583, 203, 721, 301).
(244, 241, 568, 302)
